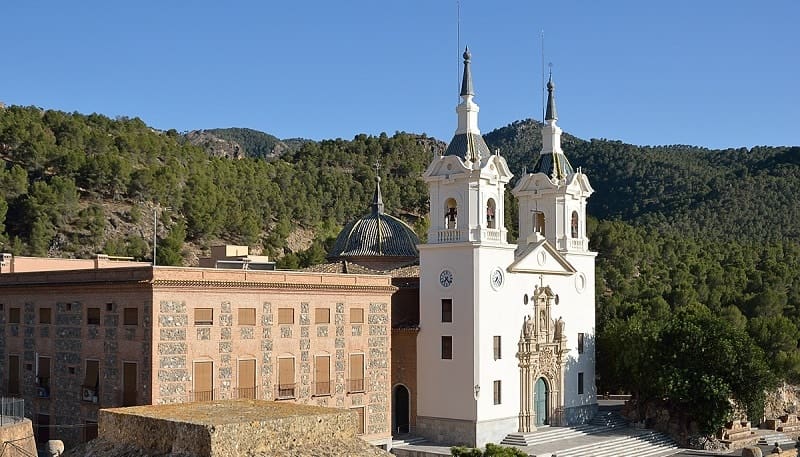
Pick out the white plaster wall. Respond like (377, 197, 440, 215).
(418, 244, 478, 421)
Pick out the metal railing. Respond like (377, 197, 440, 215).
(0, 397, 24, 426)
(190, 389, 214, 402)
(314, 381, 331, 396)
(276, 383, 296, 399)
(347, 378, 364, 393)
(235, 387, 257, 399)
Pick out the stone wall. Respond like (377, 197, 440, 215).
(66, 400, 391, 457)
(0, 418, 38, 457)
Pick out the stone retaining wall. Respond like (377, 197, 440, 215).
(0, 418, 37, 457)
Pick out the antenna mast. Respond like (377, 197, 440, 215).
(541, 29, 545, 123)
(457, 0, 461, 103)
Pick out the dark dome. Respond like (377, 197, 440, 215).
(328, 212, 419, 260)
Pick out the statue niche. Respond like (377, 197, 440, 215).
(516, 285, 569, 433)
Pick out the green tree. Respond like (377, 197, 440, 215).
(157, 219, 186, 266)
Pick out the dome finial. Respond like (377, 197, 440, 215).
(460, 46, 474, 97)
(371, 160, 385, 215)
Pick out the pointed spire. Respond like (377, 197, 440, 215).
(460, 46, 474, 97)
(371, 162, 384, 215)
(545, 71, 557, 122)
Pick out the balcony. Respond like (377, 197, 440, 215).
(557, 237, 587, 251)
(235, 387, 257, 400)
(347, 378, 364, 393)
(190, 389, 214, 402)
(276, 383, 296, 399)
(435, 229, 464, 243)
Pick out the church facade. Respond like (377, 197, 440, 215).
(415, 48, 597, 446)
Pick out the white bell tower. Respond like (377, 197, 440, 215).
(513, 74, 594, 253)
(422, 47, 513, 245)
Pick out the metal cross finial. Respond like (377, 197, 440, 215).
(374, 160, 381, 175)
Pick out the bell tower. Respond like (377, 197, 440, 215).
(513, 74, 593, 253)
(422, 47, 513, 245)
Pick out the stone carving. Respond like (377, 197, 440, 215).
(47, 440, 64, 456)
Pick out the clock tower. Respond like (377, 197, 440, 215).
(417, 48, 518, 446)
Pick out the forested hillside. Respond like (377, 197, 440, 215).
(2, 105, 800, 432)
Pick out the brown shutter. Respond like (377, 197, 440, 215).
(315, 308, 330, 324)
(40, 308, 52, 324)
(123, 362, 137, 406)
(194, 308, 213, 325)
(315, 355, 330, 394)
(87, 307, 100, 325)
(9, 308, 20, 324)
(238, 308, 256, 326)
(83, 360, 99, 388)
(278, 308, 294, 324)
(350, 308, 364, 323)
(8, 355, 19, 395)
(353, 407, 365, 434)
(238, 359, 256, 388)
(194, 361, 213, 393)
(278, 358, 294, 385)
(347, 353, 365, 392)
(124, 308, 138, 326)
(38, 357, 51, 378)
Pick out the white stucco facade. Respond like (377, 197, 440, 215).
(415, 54, 597, 447)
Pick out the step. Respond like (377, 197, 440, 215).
(556, 433, 679, 457)
(391, 436, 427, 447)
(500, 424, 611, 446)
(757, 431, 795, 447)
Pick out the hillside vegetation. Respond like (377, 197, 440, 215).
(2, 105, 800, 433)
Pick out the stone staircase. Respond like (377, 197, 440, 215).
(501, 424, 611, 447)
(757, 431, 795, 447)
(391, 434, 427, 448)
(555, 430, 679, 457)
(589, 410, 629, 428)
(500, 410, 680, 456)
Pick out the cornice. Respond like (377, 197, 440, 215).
(151, 279, 397, 293)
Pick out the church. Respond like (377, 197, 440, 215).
(319, 47, 598, 447)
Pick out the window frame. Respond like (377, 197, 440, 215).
(493, 335, 501, 360)
(87, 307, 101, 326)
(441, 299, 453, 323)
(123, 307, 139, 326)
(441, 335, 453, 360)
(238, 308, 256, 326)
(493, 380, 502, 405)
(277, 308, 294, 325)
(194, 308, 214, 326)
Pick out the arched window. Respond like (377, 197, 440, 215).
(533, 211, 545, 237)
(571, 211, 579, 238)
(445, 198, 458, 229)
(486, 198, 496, 229)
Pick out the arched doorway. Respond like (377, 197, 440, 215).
(534, 377, 549, 426)
(393, 385, 410, 434)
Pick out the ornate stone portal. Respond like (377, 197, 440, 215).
(516, 285, 569, 432)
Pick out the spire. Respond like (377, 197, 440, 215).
(545, 71, 557, 122)
(532, 71, 573, 180)
(371, 162, 384, 215)
(442, 46, 490, 162)
(460, 46, 474, 97)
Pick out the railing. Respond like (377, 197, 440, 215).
(347, 378, 364, 393)
(472, 228, 503, 242)
(235, 387, 257, 400)
(314, 381, 331, 396)
(436, 229, 464, 243)
(0, 397, 24, 426)
(569, 238, 587, 251)
(276, 383, 296, 399)
(190, 389, 214, 402)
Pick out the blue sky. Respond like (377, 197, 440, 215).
(2, 1, 797, 149)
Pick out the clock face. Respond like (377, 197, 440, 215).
(490, 268, 504, 289)
(439, 269, 454, 288)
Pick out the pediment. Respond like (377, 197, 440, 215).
(511, 172, 558, 195)
(565, 172, 595, 196)
(480, 154, 513, 182)
(422, 155, 469, 180)
(509, 239, 576, 276)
